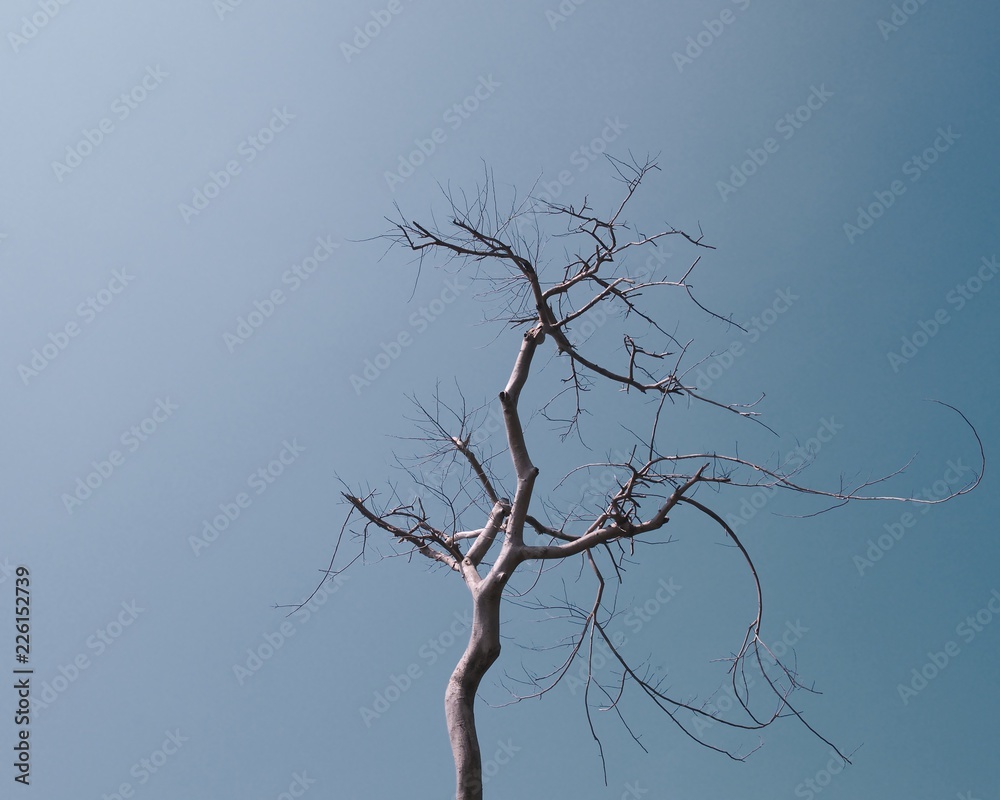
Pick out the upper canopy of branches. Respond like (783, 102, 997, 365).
(383, 156, 753, 429)
(322, 155, 983, 771)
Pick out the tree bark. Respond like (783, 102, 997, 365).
(446, 580, 504, 800)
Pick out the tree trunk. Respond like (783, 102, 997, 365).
(446, 582, 503, 800)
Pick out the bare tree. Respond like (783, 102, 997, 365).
(314, 157, 981, 800)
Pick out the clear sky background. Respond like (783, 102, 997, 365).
(2, 1, 998, 798)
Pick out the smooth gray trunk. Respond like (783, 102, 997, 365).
(446, 583, 503, 800)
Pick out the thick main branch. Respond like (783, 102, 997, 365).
(498, 325, 544, 549)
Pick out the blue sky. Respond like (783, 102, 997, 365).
(2, 1, 998, 798)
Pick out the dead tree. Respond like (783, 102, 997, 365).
(320, 157, 980, 800)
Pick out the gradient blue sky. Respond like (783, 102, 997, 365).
(2, 2, 999, 798)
